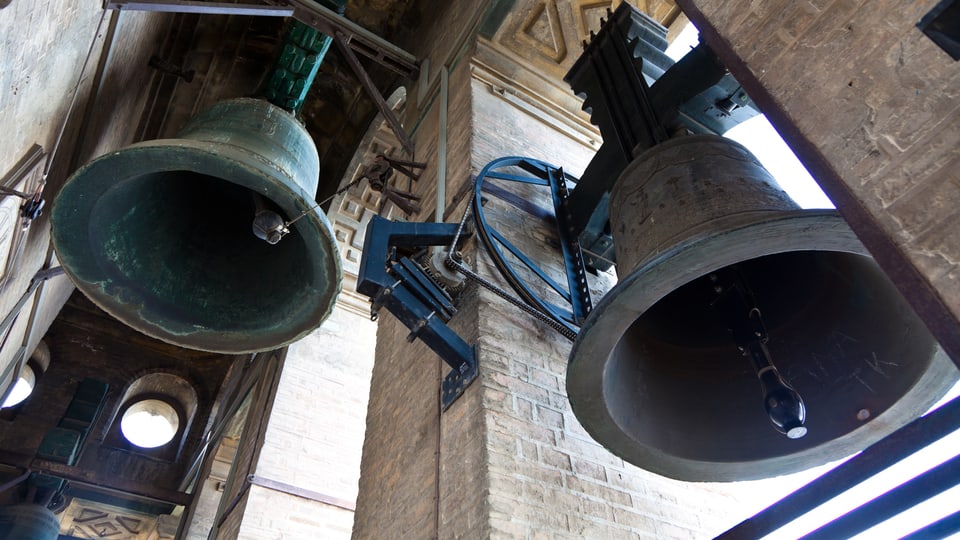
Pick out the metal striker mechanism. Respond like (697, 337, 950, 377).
(709, 270, 807, 439)
(251, 193, 291, 245)
(357, 3, 958, 483)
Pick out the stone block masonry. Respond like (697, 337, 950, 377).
(677, 0, 960, 360)
(231, 303, 377, 539)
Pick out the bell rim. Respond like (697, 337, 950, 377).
(566, 210, 956, 481)
(51, 141, 342, 354)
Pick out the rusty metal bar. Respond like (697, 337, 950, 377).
(248, 474, 356, 511)
(0, 145, 44, 193)
(285, 0, 418, 77)
(102, 1, 419, 78)
(334, 31, 415, 156)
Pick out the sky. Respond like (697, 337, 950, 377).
(664, 23, 835, 210)
(664, 23, 960, 539)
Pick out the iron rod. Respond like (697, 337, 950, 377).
(104, 0, 294, 16)
(437, 65, 448, 222)
(0, 145, 44, 191)
(334, 31, 415, 156)
(287, 0, 417, 74)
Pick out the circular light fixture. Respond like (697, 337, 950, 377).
(1, 365, 36, 409)
(120, 399, 179, 448)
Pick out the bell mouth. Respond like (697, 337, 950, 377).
(567, 212, 957, 482)
(51, 141, 341, 354)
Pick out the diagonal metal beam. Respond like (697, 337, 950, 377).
(284, 0, 419, 77)
(105, 1, 420, 79)
(105, 0, 420, 155)
(334, 31, 415, 156)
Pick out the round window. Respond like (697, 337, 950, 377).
(121, 399, 180, 448)
(1, 365, 36, 409)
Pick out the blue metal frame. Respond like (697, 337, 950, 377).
(357, 216, 477, 410)
(472, 157, 593, 337)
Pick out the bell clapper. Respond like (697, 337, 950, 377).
(251, 193, 290, 245)
(711, 271, 808, 439)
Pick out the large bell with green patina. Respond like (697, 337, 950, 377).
(51, 98, 342, 354)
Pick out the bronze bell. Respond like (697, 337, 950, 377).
(567, 135, 958, 482)
(51, 98, 342, 354)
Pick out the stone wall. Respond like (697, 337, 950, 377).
(0, 0, 169, 412)
(677, 0, 960, 361)
(228, 304, 377, 539)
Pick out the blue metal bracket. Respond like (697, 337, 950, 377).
(473, 157, 592, 337)
(357, 216, 477, 410)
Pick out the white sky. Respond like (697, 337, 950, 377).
(665, 23, 835, 210)
(664, 22, 960, 539)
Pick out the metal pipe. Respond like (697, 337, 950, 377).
(0, 145, 44, 192)
(0, 267, 64, 341)
(104, 0, 294, 17)
(0, 266, 63, 401)
(0, 468, 31, 494)
(0, 264, 65, 405)
(437, 65, 449, 222)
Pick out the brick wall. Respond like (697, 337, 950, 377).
(678, 0, 960, 360)
(237, 486, 355, 539)
(230, 303, 377, 539)
(351, 5, 804, 537)
(353, 2, 488, 537)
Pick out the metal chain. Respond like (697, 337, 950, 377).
(447, 182, 475, 255)
(448, 258, 577, 341)
(444, 193, 577, 341)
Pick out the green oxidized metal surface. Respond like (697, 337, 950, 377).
(0, 504, 61, 540)
(51, 98, 342, 354)
(263, 0, 346, 112)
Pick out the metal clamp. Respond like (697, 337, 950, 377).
(357, 216, 477, 410)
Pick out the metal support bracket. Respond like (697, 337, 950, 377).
(333, 31, 416, 156)
(360, 155, 425, 215)
(357, 216, 477, 410)
(563, 3, 760, 270)
(104, 1, 421, 155)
